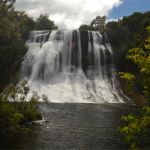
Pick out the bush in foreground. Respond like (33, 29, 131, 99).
(118, 26, 150, 150)
(0, 80, 50, 135)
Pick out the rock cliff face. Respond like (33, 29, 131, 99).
(79, 30, 112, 73)
(80, 30, 92, 72)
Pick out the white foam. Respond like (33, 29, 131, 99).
(22, 30, 124, 103)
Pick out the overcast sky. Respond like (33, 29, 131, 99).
(14, 0, 150, 29)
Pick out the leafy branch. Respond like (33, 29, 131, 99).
(118, 26, 150, 150)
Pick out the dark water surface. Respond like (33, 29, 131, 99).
(0, 103, 150, 150)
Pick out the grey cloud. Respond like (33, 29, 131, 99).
(15, 1, 42, 11)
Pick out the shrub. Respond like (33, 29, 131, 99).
(0, 80, 50, 135)
(118, 26, 150, 150)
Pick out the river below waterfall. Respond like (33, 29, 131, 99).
(0, 103, 150, 150)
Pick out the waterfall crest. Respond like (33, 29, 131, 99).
(22, 30, 124, 103)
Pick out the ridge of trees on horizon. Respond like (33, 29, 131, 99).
(78, 15, 106, 31)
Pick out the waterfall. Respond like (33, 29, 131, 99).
(21, 29, 124, 103)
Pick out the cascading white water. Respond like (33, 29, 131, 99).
(21, 29, 125, 103)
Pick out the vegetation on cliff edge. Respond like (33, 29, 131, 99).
(118, 26, 150, 150)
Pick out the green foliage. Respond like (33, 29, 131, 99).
(0, 0, 16, 10)
(78, 16, 106, 31)
(0, 80, 50, 135)
(35, 13, 58, 30)
(91, 16, 106, 31)
(78, 24, 92, 31)
(118, 72, 135, 91)
(0, 5, 29, 92)
(103, 11, 150, 64)
(9, 10, 36, 40)
(118, 26, 150, 149)
(118, 108, 150, 150)
(124, 26, 150, 99)
(0, 98, 24, 134)
(42, 94, 51, 105)
(0, 3, 37, 92)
